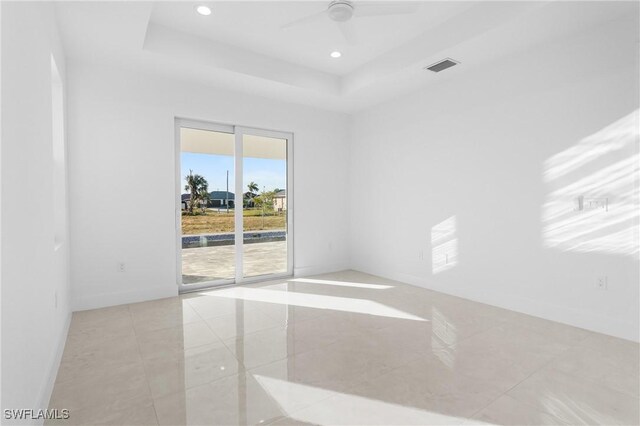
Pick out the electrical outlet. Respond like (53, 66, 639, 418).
(118, 262, 126, 273)
(54, 291, 58, 309)
(596, 276, 608, 290)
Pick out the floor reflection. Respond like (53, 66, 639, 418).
(253, 375, 488, 426)
(431, 307, 457, 369)
(288, 277, 394, 290)
(48, 271, 639, 425)
(197, 286, 427, 321)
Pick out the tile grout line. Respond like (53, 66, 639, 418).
(127, 304, 161, 426)
(58, 275, 638, 425)
(467, 332, 588, 421)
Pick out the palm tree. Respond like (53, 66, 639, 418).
(198, 188, 211, 214)
(244, 181, 259, 208)
(184, 170, 209, 215)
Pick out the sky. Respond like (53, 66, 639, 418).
(181, 152, 286, 195)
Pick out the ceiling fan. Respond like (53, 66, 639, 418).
(280, 1, 419, 44)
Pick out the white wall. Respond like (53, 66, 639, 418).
(349, 16, 639, 341)
(67, 61, 350, 310)
(1, 1, 71, 417)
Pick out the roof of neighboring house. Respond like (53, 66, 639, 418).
(209, 191, 235, 199)
(183, 192, 235, 201)
(274, 190, 286, 197)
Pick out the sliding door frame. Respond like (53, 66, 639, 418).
(235, 126, 294, 284)
(175, 118, 294, 292)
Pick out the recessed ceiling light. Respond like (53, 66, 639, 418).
(330, 51, 342, 58)
(196, 5, 211, 16)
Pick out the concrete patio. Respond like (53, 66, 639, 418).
(182, 241, 287, 284)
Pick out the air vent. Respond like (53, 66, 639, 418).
(425, 58, 459, 73)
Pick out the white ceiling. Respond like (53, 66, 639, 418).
(55, 1, 637, 113)
(150, 2, 473, 76)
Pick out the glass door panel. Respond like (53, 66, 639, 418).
(180, 126, 235, 284)
(241, 134, 289, 278)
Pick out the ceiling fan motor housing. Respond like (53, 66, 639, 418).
(328, 1, 354, 22)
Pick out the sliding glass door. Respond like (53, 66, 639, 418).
(177, 119, 293, 290)
(240, 130, 290, 279)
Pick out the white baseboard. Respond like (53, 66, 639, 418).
(294, 263, 349, 278)
(36, 311, 71, 421)
(73, 264, 350, 312)
(352, 264, 639, 343)
(72, 285, 178, 312)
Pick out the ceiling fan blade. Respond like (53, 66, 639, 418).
(280, 10, 326, 30)
(354, 2, 419, 18)
(337, 21, 357, 44)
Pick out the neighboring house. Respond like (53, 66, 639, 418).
(181, 193, 191, 210)
(182, 191, 235, 209)
(244, 191, 257, 208)
(273, 189, 287, 212)
(208, 191, 235, 208)
(181, 193, 209, 210)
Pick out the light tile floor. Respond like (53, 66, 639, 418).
(48, 270, 639, 425)
(182, 241, 287, 284)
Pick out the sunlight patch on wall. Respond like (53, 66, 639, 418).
(432, 216, 458, 274)
(542, 110, 639, 258)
